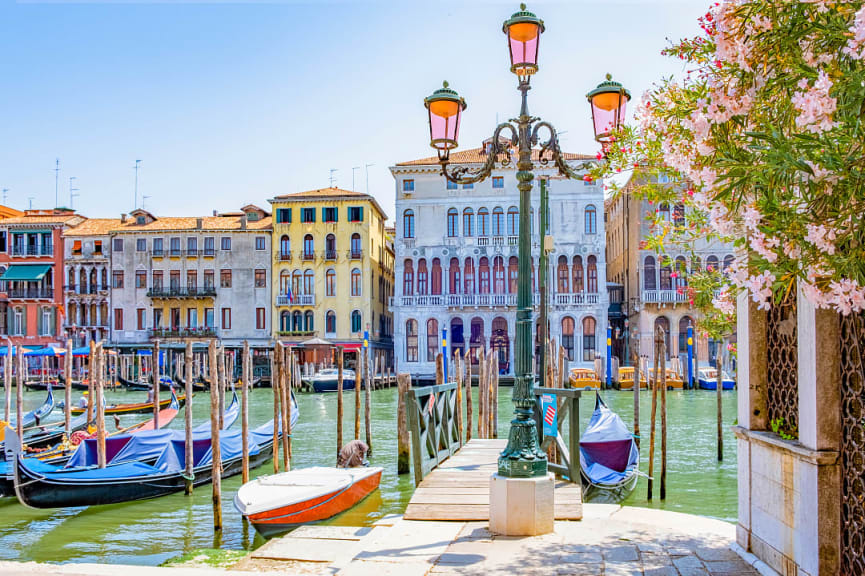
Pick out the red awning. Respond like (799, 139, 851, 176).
(338, 343, 363, 352)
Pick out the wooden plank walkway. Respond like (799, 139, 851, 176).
(404, 439, 582, 521)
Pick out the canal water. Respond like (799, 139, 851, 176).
(0, 385, 738, 565)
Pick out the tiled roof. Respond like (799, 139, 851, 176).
(395, 147, 595, 166)
(2, 213, 84, 226)
(273, 187, 368, 200)
(113, 215, 272, 233)
(63, 218, 124, 237)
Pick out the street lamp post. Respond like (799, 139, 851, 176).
(423, 4, 630, 481)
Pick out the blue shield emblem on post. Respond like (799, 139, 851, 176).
(541, 393, 557, 438)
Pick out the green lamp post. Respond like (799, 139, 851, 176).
(423, 4, 630, 478)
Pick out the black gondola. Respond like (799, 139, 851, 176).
(57, 374, 94, 391)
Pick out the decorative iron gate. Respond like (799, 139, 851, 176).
(841, 312, 865, 575)
(766, 291, 799, 435)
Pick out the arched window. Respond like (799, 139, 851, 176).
(326, 310, 336, 334)
(280, 310, 290, 332)
(325, 234, 336, 258)
(644, 256, 657, 291)
(470, 317, 484, 361)
(706, 255, 719, 272)
(493, 257, 505, 294)
(350, 233, 361, 258)
(723, 254, 734, 270)
(100, 268, 107, 289)
(403, 259, 414, 295)
(658, 202, 671, 222)
(573, 256, 584, 293)
(450, 318, 465, 356)
(660, 257, 672, 291)
(673, 204, 686, 228)
(447, 208, 458, 237)
(292, 310, 302, 332)
(478, 257, 490, 294)
(463, 208, 474, 237)
(678, 316, 693, 355)
(404, 209, 415, 239)
(655, 316, 671, 359)
(478, 208, 489, 237)
(492, 207, 505, 236)
(675, 256, 688, 289)
(351, 268, 361, 296)
(491, 317, 509, 373)
(427, 319, 439, 362)
(301, 270, 313, 296)
(449, 257, 461, 294)
(304, 310, 314, 332)
(507, 206, 519, 236)
(351, 310, 361, 333)
(464, 258, 475, 294)
(582, 317, 597, 362)
(585, 205, 597, 235)
(67, 268, 75, 289)
(431, 258, 442, 295)
(292, 270, 302, 295)
(557, 255, 570, 293)
(587, 255, 598, 293)
(326, 269, 336, 296)
(693, 256, 702, 272)
(89, 268, 97, 290)
(416, 259, 428, 295)
(508, 257, 518, 293)
(280, 235, 290, 259)
(303, 234, 314, 259)
(562, 317, 575, 361)
(79, 268, 87, 292)
(279, 271, 290, 295)
(406, 319, 418, 362)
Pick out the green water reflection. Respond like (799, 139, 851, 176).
(0, 385, 737, 565)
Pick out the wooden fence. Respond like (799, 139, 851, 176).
(533, 387, 582, 483)
(407, 381, 462, 485)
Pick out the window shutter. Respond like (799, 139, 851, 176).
(288, 208, 292, 223)
(21, 310, 27, 336)
(359, 207, 364, 222)
(37, 308, 43, 336)
(6, 309, 13, 335)
(322, 207, 327, 221)
(49, 307, 56, 336)
(334, 208, 339, 222)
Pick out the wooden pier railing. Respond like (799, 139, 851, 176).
(407, 381, 462, 485)
(533, 387, 582, 483)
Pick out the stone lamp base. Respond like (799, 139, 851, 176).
(489, 472, 555, 536)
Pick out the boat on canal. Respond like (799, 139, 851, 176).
(2, 386, 55, 431)
(305, 368, 357, 393)
(9, 393, 297, 509)
(615, 366, 647, 391)
(696, 367, 736, 390)
(234, 465, 383, 536)
(579, 394, 640, 499)
(66, 391, 190, 416)
(568, 368, 602, 390)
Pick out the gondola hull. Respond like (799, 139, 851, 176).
(311, 378, 356, 393)
(69, 395, 188, 416)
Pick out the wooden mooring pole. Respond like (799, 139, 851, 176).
(16, 345, 24, 440)
(241, 341, 250, 483)
(96, 344, 106, 468)
(487, 350, 495, 438)
(4, 342, 11, 425)
(152, 340, 161, 431)
(209, 341, 223, 531)
(354, 351, 361, 441)
(633, 341, 641, 450)
(397, 373, 411, 474)
(647, 326, 661, 500)
(364, 348, 372, 456)
(660, 334, 668, 501)
(716, 351, 723, 461)
(337, 346, 344, 461)
(464, 347, 472, 443)
(86, 342, 95, 427)
(455, 353, 463, 441)
(478, 348, 486, 439)
(282, 347, 291, 469)
(184, 340, 194, 494)
(64, 339, 73, 436)
(272, 344, 281, 474)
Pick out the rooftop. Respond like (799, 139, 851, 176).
(270, 187, 388, 220)
(112, 214, 272, 233)
(63, 218, 125, 237)
(394, 146, 595, 167)
(1, 210, 85, 227)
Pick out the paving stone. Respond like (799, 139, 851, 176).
(336, 560, 431, 576)
(456, 523, 492, 541)
(696, 547, 739, 562)
(704, 560, 755, 574)
(636, 541, 665, 553)
(666, 547, 695, 557)
(555, 563, 604, 576)
(558, 552, 603, 564)
(603, 546, 640, 563)
(673, 555, 708, 576)
(603, 562, 645, 576)
(643, 568, 678, 576)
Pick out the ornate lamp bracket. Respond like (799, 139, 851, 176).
(532, 120, 596, 179)
(439, 122, 519, 185)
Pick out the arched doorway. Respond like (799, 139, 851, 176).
(469, 317, 484, 364)
(654, 316, 671, 360)
(491, 317, 510, 374)
(450, 318, 465, 356)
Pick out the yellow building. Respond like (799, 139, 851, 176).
(269, 188, 393, 367)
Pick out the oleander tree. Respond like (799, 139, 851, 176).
(591, 0, 865, 329)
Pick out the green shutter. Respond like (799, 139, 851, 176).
(322, 207, 327, 221)
(359, 207, 364, 222)
(334, 208, 339, 222)
(37, 308, 43, 337)
(6, 309, 12, 335)
(49, 307, 56, 336)
(311, 208, 316, 223)
(288, 208, 292, 223)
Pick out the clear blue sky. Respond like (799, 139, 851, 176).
(0, 1, 705, 223)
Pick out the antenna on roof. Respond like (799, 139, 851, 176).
(69, 177, 79, 210)
(142, 195, 151, 210)
(352, 166, 360, 192)
(54, 159, 60, 208)
(133, 159, 142, 210)
(1, 189, 8, 205)
(365, 163, 374, 194)
(329, 168, 338, 187)
(27, 196, 34, 210)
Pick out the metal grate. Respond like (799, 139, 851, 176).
(841, 312, 865, 575)
(766, 291, 799, 436)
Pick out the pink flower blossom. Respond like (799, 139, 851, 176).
(791, 71, 837, 133)
(749, 231, 780, 263)
(843, 5, 865, 60)
(805, 223, 837, 255)
(741, 204, 761, 231)
(747, 271, 775, 311)
(712, 290, 736, 316)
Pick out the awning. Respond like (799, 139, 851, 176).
(1, 264, 52, 281)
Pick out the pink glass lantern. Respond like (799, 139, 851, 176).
(587, 74, 631, 144)
(424, 81, 467, 152)
(503, 4, 544, 77)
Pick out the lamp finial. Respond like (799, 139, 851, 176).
(443, 80, 449, 88)
(520, 3, 526, 9)
(605, 73, 612, 81)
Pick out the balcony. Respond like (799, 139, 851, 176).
(324, 250, 337, 261)
(149, 327, 217, 339)
(275, 294, 316, 306)
(507, 236, 519, 246)
(147, 287, 217, 299)
(12, 245, 53, 257)
(168, 249, 183, 257)
(203, 248, 216, 257)
(642, 289, 689, 304)
(403, 239, 416, 249)
(491, 236, 505, 246)
(7, 288, 54, 299)
(186, 248, 199, 258)
(349, 250, 363, 260)
(276, 330, 316, 337)
(552, 292, 601, 307)
(477, 237, 490, 246)
(64, 284, 108, 295)
(152, 249, 165, 257)
(302, 252, 315, 261)
(278, 252, 292, 262)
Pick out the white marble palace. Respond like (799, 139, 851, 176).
(390, 144, 608, 377)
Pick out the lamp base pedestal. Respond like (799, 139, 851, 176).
(489, 472, 555, 536)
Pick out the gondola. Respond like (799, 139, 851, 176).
(66, 391, 190, 416)
(172, 368, 210, 392)
(3, 386, 55, 430)
(117, 374, 176, 392)
(579, 394, 640, 497)
(57, 374, 94, 391)
(10, 402, 295, 509)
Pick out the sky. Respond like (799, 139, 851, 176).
(0, 0, 706, 224)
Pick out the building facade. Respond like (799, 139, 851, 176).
(108, 206, 273, 349)
(62, 219, 119, 347)
(0, 209, 85, 346)
(605, 174, 735, 370)
(268, 187, 393, 366)
(390, 146, 608, 377)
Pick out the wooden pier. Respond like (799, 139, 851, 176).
(404, 438, 582, 521)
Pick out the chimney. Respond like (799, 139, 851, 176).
(196, 218, 203, 230)
(240, 214, 248, 230)
(213, 210, 218, 216)
(121, 213, 127, 224)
